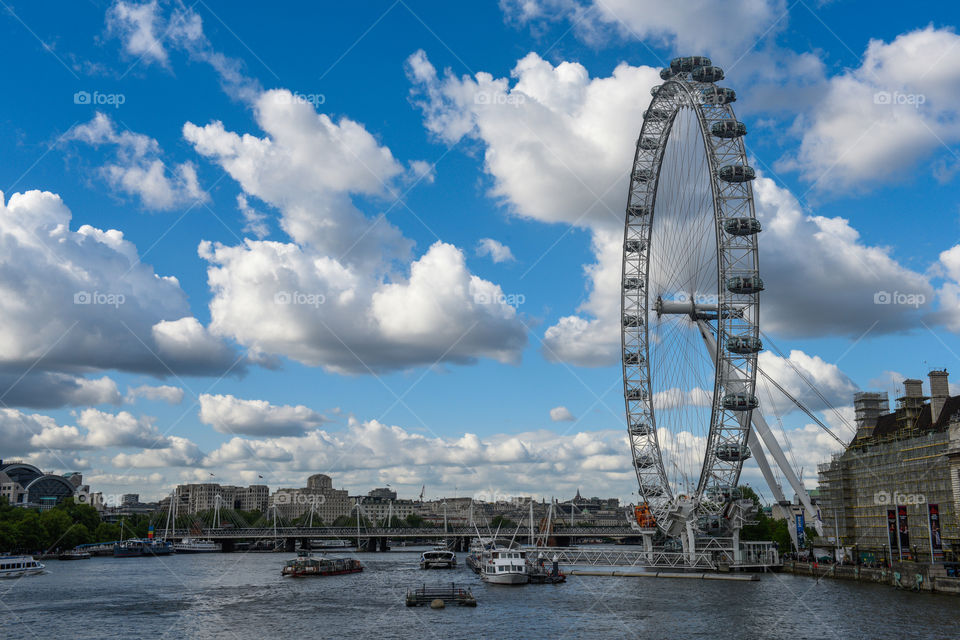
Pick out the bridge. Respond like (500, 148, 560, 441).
(164, 525, 640, 551)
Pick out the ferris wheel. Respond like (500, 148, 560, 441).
(621, 56, 762, 535)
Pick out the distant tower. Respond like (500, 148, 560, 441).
(929, 369, 950, 424)
(854, 391, 889, 439)
(896, 379, 927, 431)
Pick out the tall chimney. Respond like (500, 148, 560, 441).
(929, 369, 950, 424)
(904, 378, 923, 398)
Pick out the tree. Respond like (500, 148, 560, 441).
(490, 515, 517, 529)
(404, 514, 429, 528)
(39, 509, 74, 550)
(95, 522, 121, 543)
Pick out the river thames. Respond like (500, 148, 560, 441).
(1, 548, 956, 639)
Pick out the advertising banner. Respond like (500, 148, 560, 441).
(929, 503, 943, 562)
(897, 505, 910, 560)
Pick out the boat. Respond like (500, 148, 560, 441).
(406, 583, 477, 607)
(143, 539, 173, 556)
(307, 539, 351, 549)
(173, 538, 221, 554)
(113, 540, 144, 557)
(466, 537, 496, 574)
(0, 555, 45, 578)
(420, 549, 457, 569)
(281, 551, 363, 577)
(58, 550, 91, 560)
(527, 552, 566, 584)
(480, 547, 529, 585)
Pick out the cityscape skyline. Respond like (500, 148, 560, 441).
(0, 1, 958, 507)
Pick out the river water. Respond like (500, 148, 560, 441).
(1, 547, 956, 639)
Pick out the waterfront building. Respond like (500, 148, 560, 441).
(818, 370, 960, 563)
(0, 461, 85, 509)
(367, 487, 397, 500)
(269, 474, 351, 522)
(175, 482, 269, 514)
(355, 495, 416, 524)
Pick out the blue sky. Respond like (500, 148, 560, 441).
(1, 0, 958, 504)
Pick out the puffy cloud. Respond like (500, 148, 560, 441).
(198, 393, 326, 437)
(549, 406, 575, 422)
(32, 409, 167, 450)
(67, 113, 207, 211)
(476, 238, 515, 263)
(0, 372, 121, 409)
(125, 384, 185, 405)
(111, 436, 203, 468)
(0, 409, 65, 456)
(184, 88, 526, 373)
(0, 189, 239, 376)
(500, 0, 787, 61)
(106, 0, 168, 66)
(755, 349, 858, 417)
(236, 194, 269, 239)
(780, 27, 960, 190)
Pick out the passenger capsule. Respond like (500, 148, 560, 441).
(721, 393, 759, 412)
(692, 65, 725, 83)
(726, 335, 763, 354)
(704, 485, 742, 502)
(643, 108, 671, 122)
(670, 56, 712, 74)
(638, 136, 659, 150)
(627, 205, 649, 218)
(700, 87, 737, 105)
(624, 351, 644, 365)
(634, 454, 656, 469)
(624, 277, 643, 291)
(723, 217, 762, 235)
(726, 275, 764, 295)
(626, 386, 647, 401)
(633, 168, 655, 182)
(623, 314, 643, 327)
(715, 442, 753, 461)
(624, 239, 645, 253)
(659, 67, 675, 80)
(717, 165, 756, 183)
(629, 421, 652, 436)
(711, 120, 746, 139)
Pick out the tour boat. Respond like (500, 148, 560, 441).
(466, 537, 496, 574)
(114, 540, 144, 557)
(173, 538, 221, 553)
(143, 539, 173, 556)
(281, 551, 363, 577)
(0, 555, 45, 578)
(58, 549, 92, 560)
(480, 547, 529, 585)
(420, 549, 457, 569)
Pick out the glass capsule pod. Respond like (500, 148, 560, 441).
(625, 239, 645, 254)
(628, 205, 649, 218)
(721, 393, 759, 411)
(718, 165, 756, 183)
(626, 386, 647, 401)
(700, 87, 737, 105)
(629, 421, 652, 436)
(643, 108, 672, 122)
(715, 443, 753, 462)
(723, 217, 762, 236)
(704, 485, 742, 503)
(638, 136, 660, 150)
(633, 168, 655, 182)
(624, 351, 644, 365)
(711, 120, 747, 139)
(692, 65, 725, 83)
(624, 277, 643, 291)
(670, 56, 712, 74)
(659, 67, 675, 80)
(726, 275, 764, 294)
(634, 454, 656, 469)
(726, 335, 763, 355)
(623, 314, 643, 327)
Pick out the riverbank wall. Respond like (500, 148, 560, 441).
(783, 561, 960, 595)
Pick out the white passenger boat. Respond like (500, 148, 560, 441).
(173, 538, 221, 553)
(480, 547, 529, 585)
(0, 555, 45, 578)
(420, 549, 457, 569)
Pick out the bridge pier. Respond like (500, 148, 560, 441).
(284, 537, 296, 552)
(221, 539, 235, 553)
